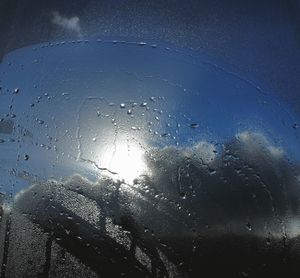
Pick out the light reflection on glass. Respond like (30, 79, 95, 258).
(96, 137, 148, 184)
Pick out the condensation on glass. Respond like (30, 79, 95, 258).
(0, 39, 300, 277)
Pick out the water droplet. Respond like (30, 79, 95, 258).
(127, 109, 132, 115)
(140, 102, 147, 107)
(190, 123, 199, 128)
(131, 126, 137, 130)
(179, 192, 186, 199)
(246, 222, 252, 231)
(37, 119, 44, 124)
(92, 137, 97, 142)
(209, 169, 216, 175)
(240, 271, 249, 277)
(120, 103, 125, 109)
(149, 96, 155, 101)
(13, 88, 19, 94)
(138, 42, 147, 46)
(24, 154, 29, 161)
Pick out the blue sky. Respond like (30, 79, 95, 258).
(0, 39, 300, 196)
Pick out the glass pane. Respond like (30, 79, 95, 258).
(1, 1, 300, 277)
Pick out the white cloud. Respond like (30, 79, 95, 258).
(51, 11, 81, 35)
(188, 141, 217, 165)
(236, 131, 284, 159)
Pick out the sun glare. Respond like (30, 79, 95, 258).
(97, 140, 148, 184)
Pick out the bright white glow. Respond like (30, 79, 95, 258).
(97, 140, 148, 184)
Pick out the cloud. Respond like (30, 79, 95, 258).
(183, 141, 217, 165)
(12, 131, 300, 275)
(14, 131, 300, 234)
(236, 131, 284, 159)
(51, 11, 81, 34)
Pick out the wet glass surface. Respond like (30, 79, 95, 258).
(0, 39, 300, 277)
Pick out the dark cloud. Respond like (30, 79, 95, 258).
(13, 131, 300, 276)
(15, 131, 300, 234)
(144, 131, 299, 227)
